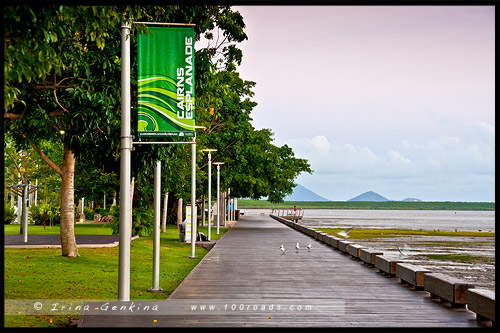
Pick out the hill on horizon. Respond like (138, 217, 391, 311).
(348, 191, 389, 202)
(284, 184, 330, 202)
(348, 191, 424, 202)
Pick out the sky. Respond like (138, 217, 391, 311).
(228, 5, 495, 202)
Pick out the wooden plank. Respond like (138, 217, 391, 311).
(395, 263, 431, 289)
(375, 255, 401, 276)
(338, 240, 353, 253)
(320, 233, 329, 243)
(330, 236, 340, 249)
(466, 289, 495, 322)
(359, 248, 383, 266)
(348, 244, 366, 259)
(79, 215, 482, 327)
(324, 235, 337, 247)
(306, 228, 315, 237)
(423, 273, 475, 305)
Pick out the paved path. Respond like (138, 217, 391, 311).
(79, 215, 481, 327)
(4, 234, 132, 248)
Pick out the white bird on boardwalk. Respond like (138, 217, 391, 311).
(307, 242, 312, 250)
(296, 242, 300, 251)
(280, 244, 286, 254)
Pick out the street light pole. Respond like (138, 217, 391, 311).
(213, 162, 224, 235)
(190, 137, 197, 258)
(22, 185, 28, 243)
(202, 149, 217, 240)
(118, 21, 132, 302)
(150, 160, 162, 292)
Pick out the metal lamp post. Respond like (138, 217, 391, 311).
(118, 21, 132, 302)
(212, 162, 224, 234)
(202, 149, 217, 240)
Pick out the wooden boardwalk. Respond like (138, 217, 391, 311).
(79, 215, 481, 327)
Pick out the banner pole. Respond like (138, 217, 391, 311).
(118, 21, 132, 302)
(216, 164, 221, 234)
(150, 160, 162, 292)
(22, 185, 28, 243)
(207, 153, 212, 240)
(190, 137, 197, 258)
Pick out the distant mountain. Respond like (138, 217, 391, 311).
(284, 184, 331, 201)
(348, 191, 388, 202)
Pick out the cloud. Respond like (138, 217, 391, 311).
(290, 122, 495, 201)
(388, 151, 410, 165)
(310, 135, 330, 155)
(398, 122, 495, 175)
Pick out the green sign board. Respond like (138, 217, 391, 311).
(137, 27, 195, 137)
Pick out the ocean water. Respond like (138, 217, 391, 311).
(243, 208, 495, 232)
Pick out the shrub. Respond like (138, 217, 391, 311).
(83, 207, 95, 217)
(109, 205, 154, 237)
(30, 203, 60, 225)
(4, 204, 16, 224)
(132, 207, 154, 236)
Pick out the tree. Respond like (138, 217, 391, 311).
(4, 5, 252, 255)
(4, 6, 126, 256)
(196, 70, 312, 203)
(5, 5, 312, 258)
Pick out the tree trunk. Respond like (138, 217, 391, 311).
(60, 143, 79, 257)
(177, 198, 183, 230)
(161, 191, 169, 233)
(130, 177, 134, 237)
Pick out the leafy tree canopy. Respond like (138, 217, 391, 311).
(4, 5, 312, 221)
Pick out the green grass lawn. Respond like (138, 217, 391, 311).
(4, 223, 228, 328)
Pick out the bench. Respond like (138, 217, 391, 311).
(359, 248, 383, 266)
(325, 235, 340, 248)
(329, 236, 340, 249)
(466, 288, 495, 324)
(395, 263, 431, 289)
(348, 244, 366, 259)
(306, 228, 316, 237)
(375, 255, 401, 276)
(322, 233, 330, 242)
(338, 240, 353, 254)
(423, 272, 475, 307)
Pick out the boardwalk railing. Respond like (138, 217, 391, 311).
(271, 208, 304, 221)
(270, 214, 495, 326)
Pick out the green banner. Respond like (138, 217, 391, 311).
(137, 26, 195, 137)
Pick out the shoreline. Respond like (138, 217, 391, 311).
(238, 200, 495, 211)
